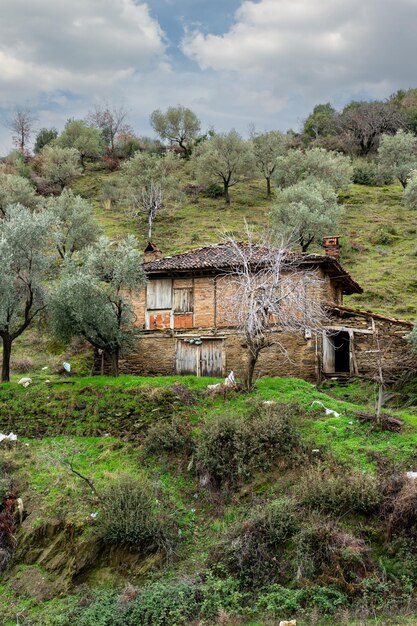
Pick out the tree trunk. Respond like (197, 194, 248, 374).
(266, 177, 271, 197)
(80, 154, 86, 172)
(148, 213, 153, 240)
(108, 349, 120, 377)
(245, 352, 258, 391)
(1, 337, 12, 383)
(223, 182, 230, 205)
(375, 382, 384, 430)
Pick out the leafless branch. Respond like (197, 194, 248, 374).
(221, 225, 328, 389)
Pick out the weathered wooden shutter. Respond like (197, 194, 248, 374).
(173, 288, 194, 313)
(146, 279, 172, 310)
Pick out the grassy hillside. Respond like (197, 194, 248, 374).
(72, 166, 417, 321)
(1, 375, 417, 625)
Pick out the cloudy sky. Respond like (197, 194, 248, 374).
(1, 0, 416, 154)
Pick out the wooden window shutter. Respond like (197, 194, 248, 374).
(146, 279, 172, 310)
(173, 287, 194, 313)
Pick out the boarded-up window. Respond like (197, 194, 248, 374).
(173, 287, 194, 313)
(146, 279, 172, 310)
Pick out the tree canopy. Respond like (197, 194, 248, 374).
(193, 130, 254, 204)
(47, 189, 100, 259)
(34, 128, 58, 154)
(378, 130, 417, 188)
(40, 146, 82, 190)
(56, 120, 104, 169)
(49, 236, 146, 376)
(121, 152, 182, 240)
(0, 204, 54, 381)
(251, 130, 289, 196)
(0, 172, 39, 217)
(150, 106, 201, 157)
(271, 180, 341, 252)
(274, 147, 352, 191)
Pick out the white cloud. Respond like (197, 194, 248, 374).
(182, 0, 417, 105)
(0, 0, 166, 103)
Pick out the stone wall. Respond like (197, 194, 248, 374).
(105, 312, 412, 383)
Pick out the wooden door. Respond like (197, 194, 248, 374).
(322, 332, 335, 373)
(176, 340, 199, 375)
(200, 340, 223, 377)
(175, 339, 223, 377)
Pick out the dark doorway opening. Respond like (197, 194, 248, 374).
(333, 331, 350, 373)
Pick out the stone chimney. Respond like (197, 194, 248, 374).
(144, 242, 162, 263)
(323, 236, 341, 259)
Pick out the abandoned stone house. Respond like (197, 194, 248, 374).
(116, 238, 412, 382)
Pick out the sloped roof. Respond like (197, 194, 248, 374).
(143, 242, 363, 295)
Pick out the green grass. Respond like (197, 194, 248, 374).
(2, 374, 417, 624)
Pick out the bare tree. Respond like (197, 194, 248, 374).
(222, 228, 327, 390)
(7, 108, 37, 154)
(86, 103, 130, 156)
(339, 101, 404, 155)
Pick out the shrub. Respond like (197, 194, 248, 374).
(97, 475, 177, 557)
(70, 590, 126, 626)
(11, 356, 33, 374)
(210, 499, 299, 585)
(61, 574, 247, 626)
(386, 476, 417, 540)
(256, 583, 347, 616)
(198, 569, 248, 620)
(196, 403, 301, 488)
(143, 416, 194, 456)
(204, 182, 224, 198)
(305, 585, 347, 613)
(298, 466, 383, 515)
(352, 162, 393, 186)
(256, 585, 305, 615)
(371, 225, 396, 245)
(295, 518, 373, 585)
(128, 579, 198, 626)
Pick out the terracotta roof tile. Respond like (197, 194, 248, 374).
(143, 242, 363, 295)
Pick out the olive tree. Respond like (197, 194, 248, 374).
(378, 130, 417, 188)
(274, 147, 352, 191)
(49, 236, 145, 376)
(150, 106, 201, 157)
(271, 180, 341, 252)
(193, 130, 254, 204)
(40, 146, 82, 190)
(121, 152, 181, 240)
(56, 120, 104, 170)
(0, 205, 53, 382)
(0, 172, 39, 216)
(46, 189, 100, 259)
(251, 130, 289, 197)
